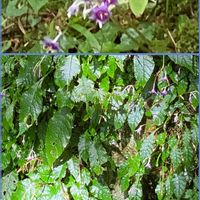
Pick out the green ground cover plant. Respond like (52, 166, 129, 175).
(2, 0, 198, 53)
(2, 55, 198, 199)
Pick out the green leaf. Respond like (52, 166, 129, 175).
(151, 101, 167, 126)
(128, 182, 142, 199)
(67, 156, 80, 182)
(78, 133, 91, 163)
(11, 179, 36, 200)
(165, 175, 174, 198)
(183, 132, 194, 167)
(140, 134, 155, 160)
(27, 0, 48, 13)
(89, 141, 108, 175)
(173, 173, 187, 199)
(99, 76, 110, 92)
(168, 55, 195, 74)
(55, 56, 81, 88)
(107, 57, 117, 78)
(19, 83, 43, 136)
(69, 23, 101, 52)
(128, 104, 144, 132)
(45, 110, 73, 166)
(134, 55, 155, 87)
(6, 0, 28, 17)
(118, 162, 129, 179)
(70, 183, 90, 200)
(129, 0, 148, 17)
(71, 77, 97, 103)
(5, 103, 14, 129)
(90, 180, 112, 200)
(2, 171, 18, 200)
(51, 163, 67, 180)
(114, 112, 126, 130)
(127, 155, 141, 176)
(177, 79, 188, 95)
(81, 168, 91, 186)
(121, 175, 130, 191)
(157, 132, 167, 146)
(170, 147, 182, 169)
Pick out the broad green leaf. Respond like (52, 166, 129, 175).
(129, 0, 148, 17)
(134, 55, 155, 87)
(156, 132, 167, 146)
(99, 76, 110, 92)
(78, 133, 91, 163)
(19, 84, 43, 136)
(55, 56, 80, 88)
(5, 103, 14, 129)
(165, 175, 174, 198)
(107, 57, 117, 78)
(151, 101, 167, 126)
(121, 176, 130, 191)
(45, 110, 73, 166)
(6, 0, 28, 17)
(140, 134, 155, 160)
(177, 79, 187, 96)
(69, 23, 101, 52)
(190, 92, 198, 108)
(2, 171, 18, 200)
(128, 104, 144, 133)
(114, 112, 126, 130)
(89, 141, 108, 174)
(128, 155, 141, 176)
(2, 152, 11, 170)
(81, 168, 91, 186)
(173, 173, 187, 199)
(170, 147, 182, 169)
(70, 183, 90, 200)
(71, 77, 97, 103)
(27, 0, 48, 13)
(11, 179, 36, 200)
(183, 132, 194, 167)
(168, 55, 195, 74)
(90, 180, 112, 200)
(128, 182, 142, 199)
(67, 156, 80, 182)
(51, 163, 67, 180)
(16, 57, 37, 87)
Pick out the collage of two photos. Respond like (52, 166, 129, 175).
(1, 1, 199, 200)
(2, 0, 198, 53)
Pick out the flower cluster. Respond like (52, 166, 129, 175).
(42, 1, 118, 52)
(42, 26, 62, 52)
(67, 0, 118, 28)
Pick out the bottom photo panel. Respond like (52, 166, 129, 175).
(2, 55, 199, 200)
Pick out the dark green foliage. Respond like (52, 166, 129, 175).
(2, 55, 198, 199)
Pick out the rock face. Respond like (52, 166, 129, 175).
(112, 180, 126, 200)
(112, 134, 137, 166)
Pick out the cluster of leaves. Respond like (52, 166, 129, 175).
(2, 0, 198, 52)
(2, 55, 198, 199)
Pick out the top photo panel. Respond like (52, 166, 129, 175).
(2, 0, 198, 53)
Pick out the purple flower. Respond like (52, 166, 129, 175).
(0, 92, 5, 98)
(136, 125, 142, 135)
(160, 76, 168, 81)
(161, 88, 167, 96)
(145, 160, 151, 169)
(67, 3, 80, 18)
(149, 88, 157, 94)
(42, 38, 60, 52)
(91, 3, 111, 28)
(103, 0, 118, 5)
